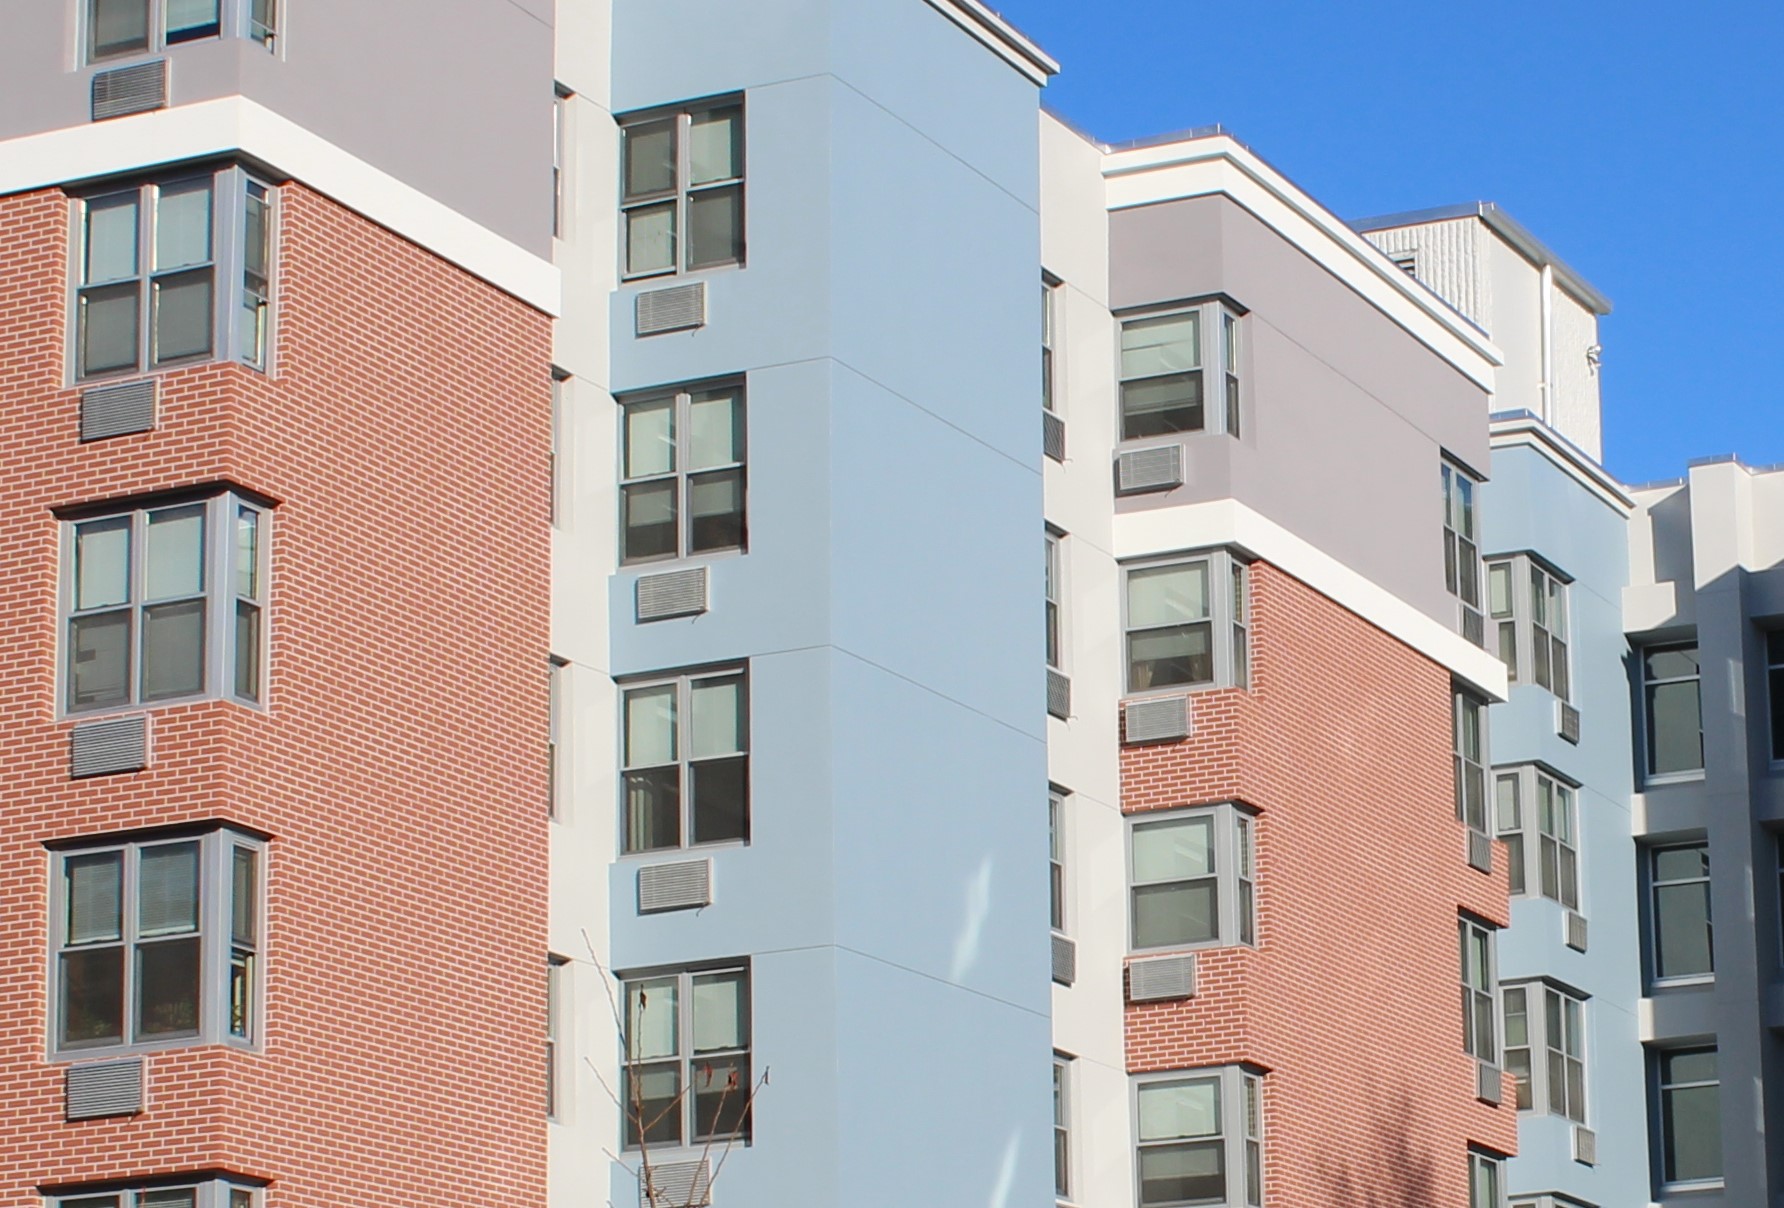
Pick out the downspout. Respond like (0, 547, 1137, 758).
(1539, 263, 1554, 426)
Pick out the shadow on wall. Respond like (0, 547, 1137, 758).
(1312, 1096, 1449, 1206)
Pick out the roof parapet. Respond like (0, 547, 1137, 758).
(924, 0, 1058, 85)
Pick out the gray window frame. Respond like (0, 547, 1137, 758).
(618, 379, 747, 566)
(1502, 979, 1588, 1123)
(70, 166, 276, 383)
(1485, 554, 1571, 700)
(1493, 765, 1580, 910)
(546, 953, 568, 1120)
(1053, 1051, 1074, 1202)
(1453, 686, 1489, 839)
(1130, 1065, 1263, 1208)
(48, 826, 265, 1059)
(1467, 1149, 1506, 1208)
(1647, 841, 1713, 985)
(1046, 529, 1066, 673)
(1121, 550, 1250, 697)
(1049, 787, 1069, 936)
(1460, 915, 1499, 1063)
(619, 961, 752, 1152)
(1652, 1046, 1722, 1191)
(618, 665, 750, 855)
(547, 655, 567, 821)
(1127, 803, 1257, 954)
(59, 490, 271, 718)
(49, 1181, 264, 1208)
(1639, 641, 1704, 782)
(1042, 275, 1061, 415)
(1116, 299, 1243, 444)
(1442, 459, 1484, 645)
(82, 0, 276, 63)
(618, 97, 746, 280)
(550, 368, 570, 528)
(1766, 630, 1784, 763)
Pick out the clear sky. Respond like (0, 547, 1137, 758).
(994, 0, 1784, 487)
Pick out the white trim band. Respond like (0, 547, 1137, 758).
(922, 0, 1059, 84)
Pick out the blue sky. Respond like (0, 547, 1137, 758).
(995, 0, 1784, 486)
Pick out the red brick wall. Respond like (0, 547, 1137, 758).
(0, 183, 551, 1205)
(1122, 561, 1515, 1206)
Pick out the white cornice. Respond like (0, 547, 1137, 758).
(1488, 413, 1634, 514)
(0, 97, 559, 315)
(923, 0, 1058, 85)
(1113, 499, 1509, 701)
(1102, 135, 1502, 393)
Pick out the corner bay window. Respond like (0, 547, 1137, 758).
(1485, 555, 1570, 698)
(622, 668, 748, 853)
(1130, 804, 1255, 951)
(1502, 981, 1587, 1122)
(623, 965, 752, 1149)
(64, 492, 268, 713)
(1452, 687, 1487, 838)
(1118, 302, 1242, 441)
(1124, 552, 1249, 694)
(76, 168, 275, 381)
(1494, 766, 1579, 909)
(55, 1184, 261, 1208)
(1467, 1151, 1504, 1208)
(53, 828, 263, 1053)
(621, 382, 746, 563)
(621, 100, 744, 278)
(1135, 1067, 1262, 1208)
(1641, 642, 1703, 778)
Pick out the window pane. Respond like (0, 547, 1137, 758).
(155, 182, 213, 270)
(690, 107, 743, 185)
(1139, 1143, 1224, 1208)
(145, 506, 206, 600)
(1133, 880, 1216, 948)
(624, 685, 676, 766)
(626, 977, 678, 1059)
(691, 676, 745, 758)
(623, 767, 680, 852)
(1139, 1078, 1220, 1140)
(66, 852, 124, 944)
(60, 947, 124, 1047)
(69, 611, 132, 709)
(165, 0, 220, 40)
(1664, 1083, 1722, 1182)
(687, 185, 743, 269)
(139, 842, 200, 935)
(75, 517, 132, 610)
(79, 283, 141, 377)
(137, 935, 201, 1037)
(1120, 372, 1204, 438)
(1647, 646, 1699, 680)
(1655, 882, 1714, 977)
(1647, 680, 1704, 775)
(692, 970, 746, 1052)
(1129, 563, 1210, 628)
(142, 599, 206, 700)
(688, 388, 743, 469)
(153, 268, 215, 363)
(691, 755, 748, 844)
(622, 120, 676, 199)
(1133, 816, 1215, 881)
(624, 398, 675, 478)
(234, 601, 262, 700)
(688, 470, 745, 553)
(84, 194, 140, 283)
(693, 1053, 751, 1141)
(244, 187, 271, 280)
(89, 0, 150, 58)
(235, 506, 262, 599)
(622, 481, 678, 561)
(1655, 845, 1709, 882)
(232, 847, 258, 945)
(625, 203, 676, 276)
(624, 1062, 683, 1147)
(1122, 313, 1201, 378)
(1128, 623, 1212, 690)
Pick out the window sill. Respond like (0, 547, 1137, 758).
(62, 693, 264, 725)
(619, 261, 745, 289)
(72, 355, 265, 391)
(618, 839, 749, 862)
(1642, 771, 1707, 788)
(619, 547, 747, 573)
(1128, 940, 1252, 958)
(1648, 974, 1715, 992)
(53, 1034, 256, 1063)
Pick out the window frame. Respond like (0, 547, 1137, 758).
(552, 84, 573, 241)
(617, 378, 747, 566)
(1485, 554, 1572, 700)
(48, 826, 266, 1059)
(1049, 787, 1069, 936)
(618, 665, 750, 855)
(547, 655, 567, 821)
(1460, 915, 1499, 1064)
(1130, 1065, 1263, 1208)
(1042, 274, 1062, 416)
(1468, 1149, 1506, 1208)
(1638, 641, 1704, 782)
(618, 97, 746, 281)
(546, 953, 568, 1120)
(1652, 1045, 1722, 1192)
(1765, 630, 1784, 764)
(1121, 549, 1251, 697)
(1493, 765, 1581, 910)
(59, 489, 272, 718)
(619, 961, 753, 1152)
(1045, 529, 1066, 673)
(1646, 841, 1714, 985)
(1053, 1051, 1074, 1203)
(81, 0, 273, 64)
(70, 165, 277, 384)
(1453, 685, 1489, 839)
(48, 1181, 265, 1208)
(1442, 459, 1484, 645)
(1116, 299, 1244, 444)
(1127, 802, 1258, 954)
(1502, 979, 1588, 1123)
(550, 368, 570, 528)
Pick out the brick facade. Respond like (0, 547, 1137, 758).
(1122, 561, 1516, 1206)
(0, 183, 551, 1205)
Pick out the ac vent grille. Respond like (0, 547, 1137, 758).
(637, 860, 712, 914)
(1124, 696, 1191, 744)
(66, 1058, 144, 1120)
(1126, 953, 1197, 1002)
(71, 715, 149, 778)
(640, 1159, 712, 1207)
(635, 282, 706, 335)
(636, 567, 708, 622)
(1051, 933, 1077, 986)
(92, 60, 167, 120)
(1115, 445, 1183, 495)
(81, 378, 157, 441)
(1466, 829, 1493, 873)
(1042, 411, 1066, 462)
(1046, 669, 1071, 720)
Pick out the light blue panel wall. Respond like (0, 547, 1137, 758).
(1482, 443, 1647, 1207)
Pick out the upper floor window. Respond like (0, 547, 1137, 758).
(63, 491, 269, 715)
(552, 85, 572, 240)
(1502, 981, 1587, 1122)
(1041, 277, 1059, 414)
(1053, 1053, 1073, 1202)
(620, 381, 746, 564)
(1654, 1047, 1721, 1190)
(1441, 460, 1483, 645)
(75, 168, 275, 382)
(1134, 1066, 1262, 1208)
(1641, 642, 1703, 779)
(52, 827, 263, 1055)
(1453, 687, 1487, 839)
(620, 99, 744, 279)
(547, 656, 567, 820)
(1123, 551, 1249, 694)
(1467, 1150, 1504, 1208)
(1045, 531, 1064, 672)
(1049, 789, 1068, 935)
(1129, 803, 1255, 952)
(546, 954, 568, 1119)
(623, 963, 753, 1150)
(621, 667, 748, 853)
(1485, 556, 1570, 699)
(52, 1183, 262, 1208)
(1766, 631, 1784, 762)
(1649, 842, 1713, 982)
(85, 1, 277, 64)
(1117, 302, 1242, 441)
(1494, 766, 1578, 910)
(1459, 915, 1498, 1063)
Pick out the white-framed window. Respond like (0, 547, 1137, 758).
(1502, 981, 1587, 1121)
(1654, 1046, 1721, 1190)
(620, 667, 748, 853)
(1494, 766, 1579, 909)
(1442, 459, 1484, 645)
(83, 0, 277, 62)
(622, 963, 752, 1149)
(1042, 275, 1060, 414)
(73, 167, 275, 381)
(50, 1182, 264, 1208)
(619, 380, 746, 564)
(1648, 842, 1713, 983)
(547, 655, 567, 820)
(62, 490, 269, 715)
(1460, 915, 1498, 1063)
(1117, 301, 1243, 441)
(546, 954, 568, 1119)
(1453, 686, 1488, 839)
(620, 99, 744, 279)
(1046, 530, 1065, 672)
(1123, 551, 1250, 694)
(1133, 1066, 1262, 1208)
(1640, 642, 1703, 779)
(1468, 1149, 1506, 1208)
(1485, 555, 1571, 699)
(51, 827, 264, 1056)
(1053, 1052, 1074, 1202)
(1049, 788, 1068, 935)
(1129, 803, 1256, 952)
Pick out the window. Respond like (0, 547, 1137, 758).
(1054, 1053, 1073, 1201)
(553, 85, 572, 239)
(52, 1183, 262, 1208)
(1649, 843, 1713, 982)
(1502, 982, 1587, 1122)
(621, 668, 748, 853)
(1441, 460, 1483, 644)
(1045, 531, 1064, 672)
(52, 828, 263, 1054)
(1453, 687, 1487, 839)
(1133, 1067, 1262, 1208)
(1468, 1150, 1504, 1208)
(1641, 642, 1703, 778)
(548, 656, 567, 820)
(86, 0, 221, 60)
(547, 955, 568, 1119)
(622, 964, 751, 1149)
(1049, 789, 1067, 935)
(1654, 1047, 1721, 1188)
(1767, 631, 1784, 762)
(1118, 302, 1242, 441)
(1124, 552, 1250, 694)
(1494, 767, 1579, 909)
(63, 491, 269, 714)
(75, 168, 275, 381)
(619, 381, 746, 564)
(1042, 277, 1059, 413)
(1460, 916, 1497, 1063)
(550, 370, 569, 527)
(1129, 804, 1256, 951)
(1485, 556, 1570, 699)
(620, 100, 744, 278)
